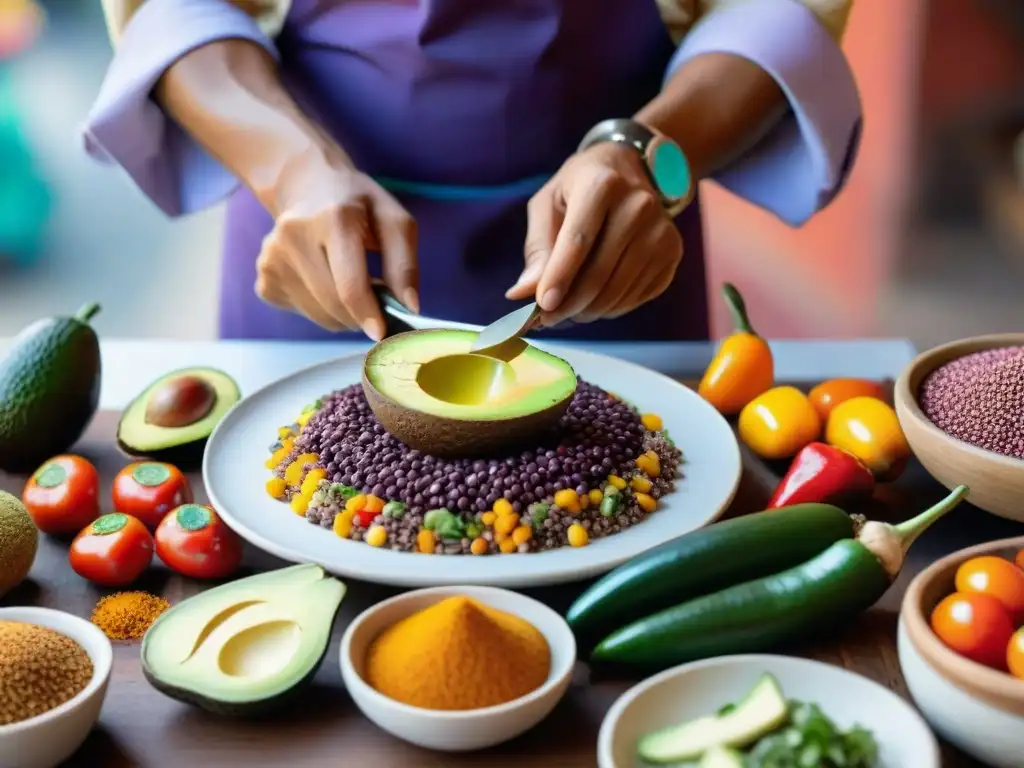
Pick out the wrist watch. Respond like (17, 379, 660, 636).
(577, 118, 694, 217)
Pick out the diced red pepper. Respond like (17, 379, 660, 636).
(767, 442, 875, 509)
(355, 508, 377, 527)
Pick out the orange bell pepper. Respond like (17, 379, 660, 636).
(825, 396, 910, 481)
(738, 386, 822, 460)
(698, 283, 774, 415)
(808, 378, 888, 421)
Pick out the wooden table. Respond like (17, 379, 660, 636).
(3, 405, 1020, 768)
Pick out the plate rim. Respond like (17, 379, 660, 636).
(202, 343, 742, 587)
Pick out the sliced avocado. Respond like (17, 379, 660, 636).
(700, 747, 747, 768)
(362, 329, 577, 456)
(637, 674, 789, 764)
(0, 303, 101, 471)
(141, 563, 345, 716)
(117, 367, 240, 469)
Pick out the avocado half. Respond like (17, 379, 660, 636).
(141, 563, 346, 717)
(361, 329, 577, 457)
(117, 367, 240, 469)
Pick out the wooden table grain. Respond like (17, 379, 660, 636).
(3, 406, 1019, 768)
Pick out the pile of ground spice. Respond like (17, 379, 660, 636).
(364, 595, 550, 710)
(0, 620, 94, 725)
(90, 591, 170, 641)
(918, 345, 1024, 460)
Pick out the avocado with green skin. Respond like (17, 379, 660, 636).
(0, 303, 102, 471)
(117, 367, 240, 469)
(362, 329, 577, 457)
(141, 563, 345, 716)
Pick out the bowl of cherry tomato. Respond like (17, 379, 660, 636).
(898, 536, 1024, 768)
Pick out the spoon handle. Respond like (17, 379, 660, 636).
(371, 279, 485, 338)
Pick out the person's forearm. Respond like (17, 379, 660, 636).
(635, 52, 788, 182)
(154, 38, 348, 216)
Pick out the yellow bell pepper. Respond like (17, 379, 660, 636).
(738, 386, 822, 460)
(826, 396, 910, 481)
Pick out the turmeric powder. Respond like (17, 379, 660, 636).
(90, 591, 170, 641)
(364, 595, 550, 711)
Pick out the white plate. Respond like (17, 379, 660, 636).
(598, 654, 940, 768)
(202, 345, 741, 588)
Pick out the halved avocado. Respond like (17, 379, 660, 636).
(362, 329, 577, 457)
(141, 563, 345, 716)
(117, 367, 240, 468)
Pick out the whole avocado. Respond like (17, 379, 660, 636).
(0, 490, 38, 598)
(0, 303, 102, 471)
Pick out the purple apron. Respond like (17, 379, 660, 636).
(218, 0, 709, 342)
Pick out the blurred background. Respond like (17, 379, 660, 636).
(0, 0, 1021, 347)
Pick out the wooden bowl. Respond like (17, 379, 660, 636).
(893, 333, 1024, 523)
(898, 536, 1024, 768)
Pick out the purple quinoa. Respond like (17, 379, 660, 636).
(918, 345, 1024, 460)
(265, 380, 683, 554)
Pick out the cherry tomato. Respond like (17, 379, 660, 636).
(21, 455, 100, 535)
(1008, 628, 1024, 680)
(737, 386, 822, 460)
(112, 461, 192, 529)
(930, 591, 1015, 669)
(69, 513, 154, 587)
(955, 555, 1024, 620)
(825, 397, 910, 481)
(155, 504, 243, 580)
(808, 378, 887, 421)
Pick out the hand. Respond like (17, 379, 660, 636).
(254, 162, 418, 340)
(507, 141, 683, 326)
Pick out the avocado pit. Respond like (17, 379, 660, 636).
(145, 375, 217, 428)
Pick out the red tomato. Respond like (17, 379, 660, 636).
(1008, 628, 1024, 680)
(112, 462, 192, 529)
(69, 513, 154, 587)
(155, 504, 243, 580)
(808, 378, 888, 421)
(955, 556, 1024, 620)
(930, 591, 1015, 669)
(21, 455, 100, 535)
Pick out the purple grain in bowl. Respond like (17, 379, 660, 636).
(268, 381, 683, 555)
(917, 345, 1024, 461)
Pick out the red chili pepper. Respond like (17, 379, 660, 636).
(767, 442, 875, 509)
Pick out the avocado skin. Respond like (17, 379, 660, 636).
(0, 304, 101, 472)
(116, 367, 241, 471)
(140, 595, 343, 718)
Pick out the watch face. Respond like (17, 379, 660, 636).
(649, 141, 692, 202)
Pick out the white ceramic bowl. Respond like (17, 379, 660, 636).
(899, 536, 1024, 768)
(340, 585, 576, 751)
(598, 654, 939, 768)
(0, 607, 113, 768)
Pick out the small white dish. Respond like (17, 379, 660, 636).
(597, 654, 939, 768)
(340, 585, 576, 752)
(0, 607, 113, 768)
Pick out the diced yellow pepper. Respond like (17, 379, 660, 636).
(365, 525, 388, 547)
(607, 475, 627, 490)
(470, 537, 489, 555)
(499, 537, 518, 554)
(641, 413, 664, 431)
(493, 498, 514, 517)
(554, 489, 578, 509)
(630, 475, 653, 493)
(333, 509, 355, 538)
(635, 492, 657, 513)
(296, 411, 313, 427)
(290, 494, 308, 516)
(480, 511, 497, 526)
(417, 529, 436, 554)
(588, 488, 603, 505)
(284, 453, 319, 486)
(494, 513, 520, 536)
(512, 525, 532, 546)
(567, 524, 589, 547)
(363, 495, 385, 515)
(266, 477, 287, 499)
(300, 468, 327, 499)
(277, 426, 295, 439)
(345, 494, 367, 513)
